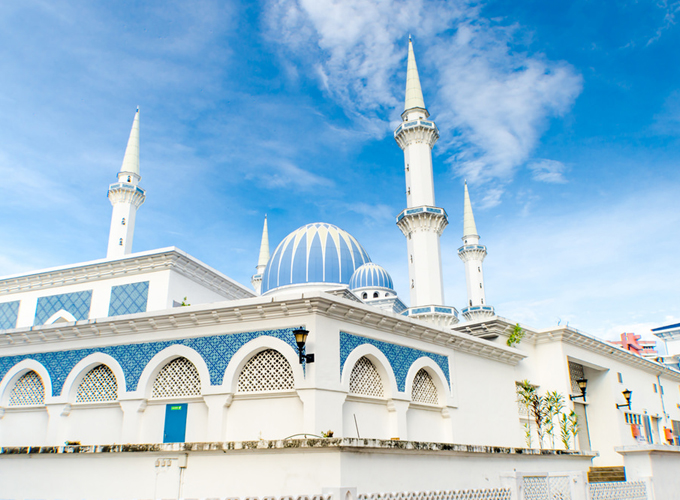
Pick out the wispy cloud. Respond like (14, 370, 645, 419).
(527, 159, 568, 183)
(265, 0, 582, 196)
(246, 160, 333, 190)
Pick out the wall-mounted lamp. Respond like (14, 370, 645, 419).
(293, 328, 315, 364)
(616, 389, 633, 410)
(569, 378, 588, 402)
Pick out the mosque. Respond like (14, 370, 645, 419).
(1, 40, 679, 500)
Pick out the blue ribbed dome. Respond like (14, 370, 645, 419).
(261, 223, 371, 294)
(349, 263, 394, 291)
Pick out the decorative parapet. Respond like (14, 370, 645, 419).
(107, 183, 146, 208)
(394, 120, 439, 150)
(0, 437, 596, 457)
(402, 305, 459, 327)
(457, 244, 487, 263)
(461, 305, 495, 322)
(396, 206, 448, 237)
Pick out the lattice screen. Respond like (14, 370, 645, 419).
(523, 476, 572, 500)
(568, 362, 585, 395)
(8, 371, 45, 406)
(358, 489, 512, 500)
(151, 357, 201, 398)
(76, 364, 118, 403)
(237, 349, 294, 392)
(349, 356, 384, 397)
(412, 368, 438, 404)
(589, 481, 647, 500)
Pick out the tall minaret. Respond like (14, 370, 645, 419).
(458, 182, 494, 321)
(251, 215, 270, 294)
(395, 39, 458, 327)
(106, 108, 146, 259)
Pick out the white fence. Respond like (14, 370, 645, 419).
(588, 481, 647, 500)
(357, 491, 512, 500)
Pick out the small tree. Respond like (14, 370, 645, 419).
(507, 323, 525, 347)
(516, 380, 536, 447)
(559, 410, 580, 450)
(544, 391, 564, 449)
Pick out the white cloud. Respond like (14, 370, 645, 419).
(527, 159, 568, 183)
(265, 0, 582, 193)
(246, 160, 333, 190)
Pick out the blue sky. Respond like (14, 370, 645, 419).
(1, 0, 679, 340)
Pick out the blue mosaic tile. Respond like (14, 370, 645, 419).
(0, 328, 300, 397)
(339, 331, 450, 392)
(109, 282, 149, 317)
(0, 301, 20, 330)
(34, 291, 92, 326)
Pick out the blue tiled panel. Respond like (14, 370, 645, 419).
(34, 291, 92, 326)
(0, 301, 20, 330)
(339, 331, 450, 392)
(0, 328, 299, 397)
(109, 282, 149, 317)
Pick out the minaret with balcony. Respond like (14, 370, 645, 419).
(395, 39, 458, 327)
(106, 108, 146, 259)
(458, 182, 494, 321)
(251, 215, 270, 294)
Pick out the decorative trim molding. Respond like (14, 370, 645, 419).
(0, 248, 255, 301)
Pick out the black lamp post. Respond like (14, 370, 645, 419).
(293, 327, 315, 364)
(616, 389, 633, 410)
(570, 378, 588, 402)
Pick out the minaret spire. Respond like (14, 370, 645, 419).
(106, 108, 146, 259)
(251, 215, 270, 295)
(458, 183, 494, 321)
(404, 38, 427, 115)
(394, 38, 459, 327)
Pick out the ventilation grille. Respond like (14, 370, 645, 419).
(152, 357, 201, 398)
(412, 368, 438, 404)
(349, 356, 384, 397)
(9, 371, 45, 406)
(569, 361, 585, 395)
(237, 349, 294, 392)
(76, 364, 118, 403)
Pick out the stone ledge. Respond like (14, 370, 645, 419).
(615, 444, 680, 455)
(0, 438, 597, 458)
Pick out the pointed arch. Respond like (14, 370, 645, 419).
(341, 344, 398, 398)
(45, 309, 77, 325)
(404, 357, 451, 406)
(61, 353, 125, 403)
(0, 359, 51, 406)
(135, 345, 210, 399)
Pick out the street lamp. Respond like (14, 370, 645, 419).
(616, 389, 633, 410)
(570, 378, 588, 402)
(293, 327, 315, 364)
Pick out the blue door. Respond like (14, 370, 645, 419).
(163, 403, 188, 443)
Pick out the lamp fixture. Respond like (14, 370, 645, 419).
(569, 378, 588, 402)
(293, 327, 315, 364)
(616, 389, 633, 410)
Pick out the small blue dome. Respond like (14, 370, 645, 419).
(261, 223, 371, 294)
(349, 263, 394, 291)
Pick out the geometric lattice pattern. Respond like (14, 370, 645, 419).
(0, 301, 20, 330)
(358, 489, 512, 500)
(237, 349, 294, 392)
(75, 364, 118, 403)
(523, 476, 571, 500)
(568, 361, 585, 395)
(0, 328, 302, 397)
(34, 290, 92, 325)
(151, 357, 201, 398)
(340, 331, 450, 392)
(8, 371, 45, 406)
(589, 481, 647, 500)
(349, 356, 384, 397)
(108, 281, 149, 317)
(412, 368, 438, 404)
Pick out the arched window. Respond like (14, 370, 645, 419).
(76, 364, 117, 403)
(362, 292, 368, 299)
(151, 357, 201, 398)
(237, 349, 294, 392)
(373, 292, 379, 298)
(349, 356, 384, 397)
(411, 368, 438, 404)
(9, 371, 45, 406)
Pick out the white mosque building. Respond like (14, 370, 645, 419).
(1, 40, 680, 500)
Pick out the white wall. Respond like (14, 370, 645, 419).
(225, 396, 304, 441)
